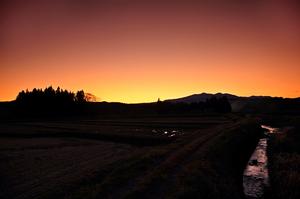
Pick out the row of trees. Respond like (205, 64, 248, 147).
(13, 86, 231, 116)
(16, 86, 87, 104)
(15, 87, 88, 116)
(157, 96, 231, 113)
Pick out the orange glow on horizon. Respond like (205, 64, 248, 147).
(1, 1, 300, 103)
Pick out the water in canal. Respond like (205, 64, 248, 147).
(243, 125, 279, 198)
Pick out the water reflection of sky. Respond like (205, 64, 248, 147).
(261, 125, 279, 134)
(243, 125, 280, 198)
(152, 129, 182, 138)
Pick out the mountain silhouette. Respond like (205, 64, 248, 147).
(165, 93, 239, 103)
(165, 93, 300, 113)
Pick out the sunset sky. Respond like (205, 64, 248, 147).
(1, 0, 300, 103)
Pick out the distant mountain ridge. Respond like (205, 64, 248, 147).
(165, 92, 300, 113)
(165, 93, 239, 104)
(165, 92, 299, 103)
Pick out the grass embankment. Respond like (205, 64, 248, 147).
(66, 118, 262, 199)
(155, 118, 262, 199)
(266, 125, 300, 199)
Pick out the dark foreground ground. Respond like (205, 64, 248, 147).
(0, 114, 263, 199)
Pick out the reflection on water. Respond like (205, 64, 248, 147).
(243, 125, 278, 198)
(152, 129, 182, 137)
(261, 125, 279, 134)
(243, 138, 269, 198)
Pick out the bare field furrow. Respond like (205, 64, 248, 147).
(0, 116, 258, 199)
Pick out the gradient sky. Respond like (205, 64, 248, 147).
(1, 0, 300, 103)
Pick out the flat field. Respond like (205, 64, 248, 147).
(0, 114, 262, 199)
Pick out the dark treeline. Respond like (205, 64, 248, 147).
(14, 86, 87, 116)
(16, 86, 86, 104)
(80, 96, 232, 117)
(0, 86, 232, 118)
(237, 97, 300, 114)
(157, 96, 232, 114)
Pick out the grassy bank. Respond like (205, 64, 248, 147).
(158, 119, 262, 199)
(266, 125, 300, 199)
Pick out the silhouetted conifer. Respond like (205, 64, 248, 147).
(15, 86, 89, 116)
(75, 90, 86, 103)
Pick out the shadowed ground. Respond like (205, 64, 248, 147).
(0, 115, 262, 199)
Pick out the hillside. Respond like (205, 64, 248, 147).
(165, 93, 300, 113)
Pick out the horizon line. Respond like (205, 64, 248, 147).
(1, 92, 299, 104)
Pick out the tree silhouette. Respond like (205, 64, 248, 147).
(75, 90, 86, 103)
(15, 86, 89, 116)
(15, 86, 93, 106)
(15, 86, 232, 117)
(156, 96, 231, 114)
